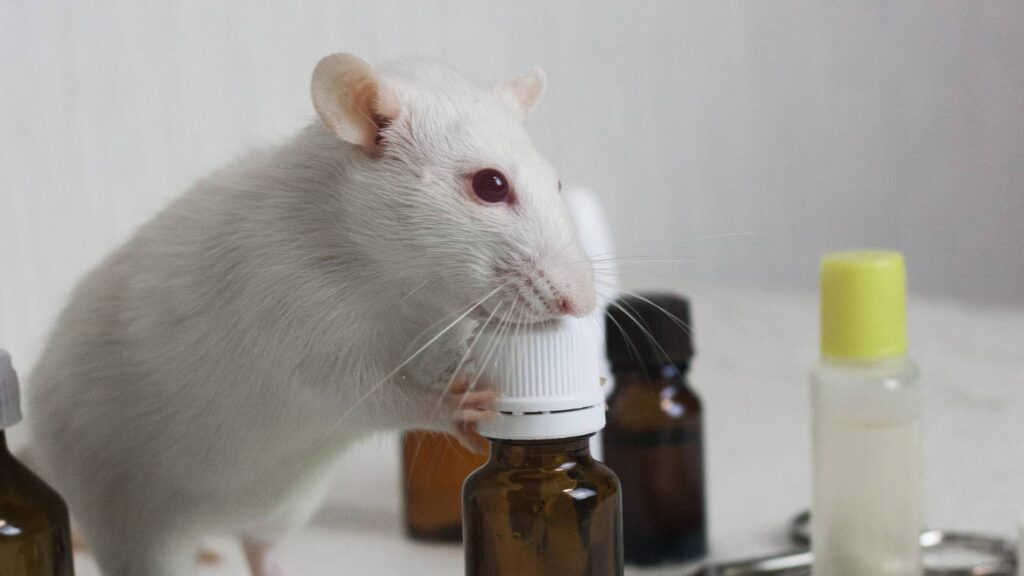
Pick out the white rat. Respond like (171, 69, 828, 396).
(27, 53, 595, 576)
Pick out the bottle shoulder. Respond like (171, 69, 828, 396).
(606, 374, 701, 428)
(585, 459, 622, 490)
(463, 461, 492, 494)
(465, 456, 620, 503)
(0, 451, 70, 530)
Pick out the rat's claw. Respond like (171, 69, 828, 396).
(453, 420, 489, 453)
(455, 405, 498, 422)
(447, 375, 498, 453)
(457, 390, 499, 410)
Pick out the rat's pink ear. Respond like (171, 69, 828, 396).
(498, 67, 546, 117)
(311, 53, 399, 155)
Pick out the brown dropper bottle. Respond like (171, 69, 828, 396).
(603, 294, 707, 564)
(463, 435, 621, 576)
(402, 430, 487, 541)
(463, 318, 623, 576)
(0, 350, 75, 576)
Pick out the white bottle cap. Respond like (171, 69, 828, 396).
(476, 316, 605, 441)
(563, 186, 618, 400)
(0, 350, 23, 429)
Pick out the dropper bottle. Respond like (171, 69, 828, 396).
(603, 293, 706, 564)
(463, 317, 623, 576)
(811, 250, 922, 576)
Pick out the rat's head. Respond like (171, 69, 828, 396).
(312, 53, 595, 324)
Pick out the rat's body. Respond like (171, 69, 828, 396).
(28, 55, 594, 576)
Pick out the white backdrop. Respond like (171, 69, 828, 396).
(2, 1, 1023, 372)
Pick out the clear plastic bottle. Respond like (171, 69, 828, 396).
(811, 251, 922, 576)
(0, 350, 75, 576)
(463, 318, 623, 576)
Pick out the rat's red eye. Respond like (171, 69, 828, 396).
(471, 169, 510, 203)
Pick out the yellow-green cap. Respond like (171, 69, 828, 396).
(820, 250, 907, 360)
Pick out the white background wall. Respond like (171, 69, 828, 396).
(2, 1, 1022, 371)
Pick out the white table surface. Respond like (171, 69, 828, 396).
(70, 287, 1024, 575)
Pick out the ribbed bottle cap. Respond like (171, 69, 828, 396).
(605, 293, 694, 369)
(820, 250, 907, 361)
(0, 350, 23, 429)
(476, 316, 605, 441)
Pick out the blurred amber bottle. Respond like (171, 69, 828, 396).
(0, 350, 75, 575)
(402, 430, 487, 541)
(603, 295, 707, 565)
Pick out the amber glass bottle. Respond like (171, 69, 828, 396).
(463, 436, 622, 576)
(402, 430, 487, 541)
(463, 317, 622, 576)
(0, 350, 75, 576)
(603, 294, 707, 564)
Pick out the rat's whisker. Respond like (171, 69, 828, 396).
(586, 256, 707, 266)
(401, 278, 513, 356)
(423, 300, 507, 429)
(584, 232, 760, 261)
(466, 300, 518, 397)
(403, 430, 443, 496)
(398, 277, 433, 303)
(327, 283, 508, 434)
(570, 254, 708, 273)
(407, 299, 508, 483)
(608, 286, 695, 341)
(605, 300, 681, 373)
(602, 303, 646, 372)
(463, 300, 519, 403)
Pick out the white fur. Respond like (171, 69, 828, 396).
(27, 55, 594, 576)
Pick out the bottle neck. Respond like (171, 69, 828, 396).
(488, 435, 594, 470)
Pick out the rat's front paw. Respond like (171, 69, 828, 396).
(447, 375, 498, 453)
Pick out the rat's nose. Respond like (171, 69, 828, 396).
(515, 253, 596, 322)
(557, 297, 573, 315)
(561, 285, 596, 318)
(547, 259, 596, 318)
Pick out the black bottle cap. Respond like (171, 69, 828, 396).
(605, 293, 694, 369)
